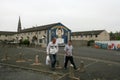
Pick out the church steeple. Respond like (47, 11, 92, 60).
(17, 16, 22, 32)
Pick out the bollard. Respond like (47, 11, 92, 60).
(16, 53, 26, 62)
(79, 61, 85, 72)
(5, 53, 8, 60)
(19, 53, 22, 60)
(1, 53, 9, 61)
(1, 52, 10, 61)
(31, 55, 41, 65)
(35, 55, 39, 63)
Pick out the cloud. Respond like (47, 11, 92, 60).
(0, 0, 120, 32)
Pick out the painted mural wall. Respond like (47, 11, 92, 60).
(95, 41, 120, 50)
(49, 26, 70, 44)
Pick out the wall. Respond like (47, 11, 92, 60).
(95, 41, 120, 50)
(71, 30, 110, 41)
(72, 40, 88, 47)
(97, 30, 110, 41)
(49, 25, 71, 45)
(0, 35, 14, 41)
(12, 30, 47, 47)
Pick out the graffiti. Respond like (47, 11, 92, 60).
(117, 44, 120, 49)
(95, 43, 108, 49)
(95, 41, 120, 51)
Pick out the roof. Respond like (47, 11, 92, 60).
(20, 22, 70, 33)
(0, 31, 16, 35)
(71, 30, 105, 36)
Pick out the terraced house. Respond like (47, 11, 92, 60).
(0, 31, 16, 41)
(71, 30, 110, 41)
(0, 17, 110, 47)
(0, 17, 71, 47)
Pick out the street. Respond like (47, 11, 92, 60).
(0, 46, 120, 80)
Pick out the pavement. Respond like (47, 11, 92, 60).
(0, 45, 120, 80)
(0, 65, 52, 80)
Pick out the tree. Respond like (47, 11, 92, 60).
(109, 31, 120, 40)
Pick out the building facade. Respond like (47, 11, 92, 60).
(71, 30, 110, 41)
(0, 17, 110, 47)
(0, 17, 71, 47)
(15, 22, 71, 47)
(0, 31, 16, 41)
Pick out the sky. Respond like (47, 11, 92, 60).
(0, 0, 120, 32)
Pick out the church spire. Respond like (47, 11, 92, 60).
(17, 16, 22, 32)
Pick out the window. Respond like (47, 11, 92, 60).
(72, 36, 74, 38)
(81, 34, 83, 38)
(39, 39, 42, 43)
(44, 30, 46, 33)
(90, 34, 92, 37)
(35, 32, 37, 34)
(95, 35, 98, 37)
(27, 36, 29, 39)
(5, 35, 7, 37)
(39, 31, 41, 34)
(76, 36, 78, 38)
(71, 36, 74, 38)
(16, 37, 18, 39)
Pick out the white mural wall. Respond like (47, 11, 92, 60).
(95, 41, 120, 50)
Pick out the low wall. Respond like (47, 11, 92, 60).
(95, 41, 120, 50)
(72, 40, 88, 47)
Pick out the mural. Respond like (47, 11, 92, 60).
(95, 41, 120, 51)
(50, 26, 69, 44)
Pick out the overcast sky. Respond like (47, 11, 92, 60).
(0, 0, 120, 32)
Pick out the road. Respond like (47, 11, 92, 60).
(74, 47, 120, 62)
(0, 46, 120, 80)
(59, 47, 120, 80)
